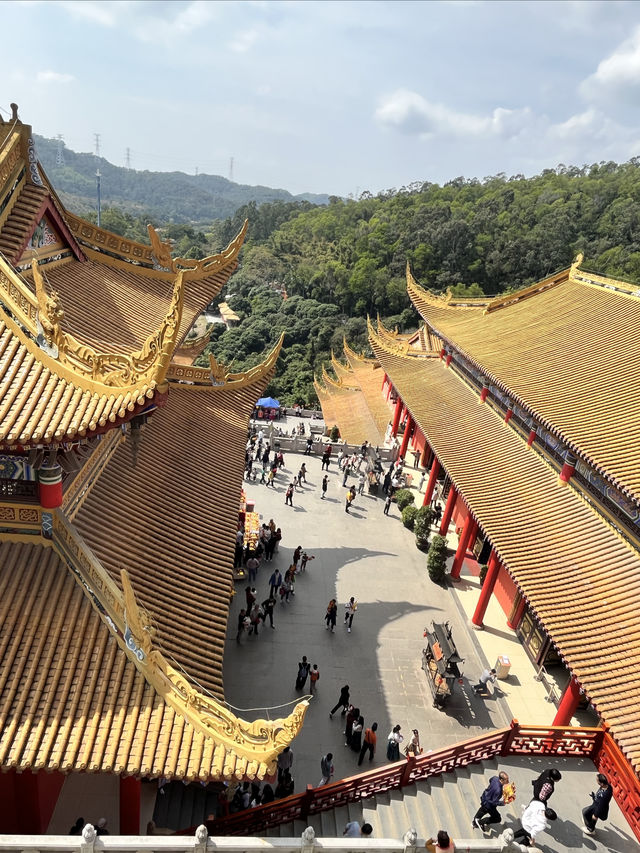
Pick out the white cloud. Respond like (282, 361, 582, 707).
(36, 70, 75, 84)
(374, 89, 533, 140)
(581, 25, 640, 103)
(229, 28, 260, 53)
(54, 0, 122, 27)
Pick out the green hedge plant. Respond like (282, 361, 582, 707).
(395, 489, 415, 510)
(402, 505, 418, 530)
(414, 506, 434, 551)
(427, 534, 448, 583)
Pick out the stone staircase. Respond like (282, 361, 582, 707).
(266, 758, 519, 840)
(153, 780, 220, 832)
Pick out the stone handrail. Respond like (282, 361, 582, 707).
(0, 826, 533, 853)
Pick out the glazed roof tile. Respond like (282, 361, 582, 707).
(407, 264, 640, 501)
(72, 344, 283, 698)
(314, 377, 383, 446)
(0, 540, 303, 781)
(369, 324, 640, 773)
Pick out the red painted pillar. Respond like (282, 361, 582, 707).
(451, 515, 478, 581)
(423, 457, 440, 506)
(451, 515, 477, 580)
(559, 452, 577, 485)
(527, 424, 537, 447)
(386, 381, 391, 401)
(507, 595, 527, 630)
(419, 442, 430, 469)
(472, 550, 500, 627)
(504, 401, 513, 424)
(552, 677, 582, 726)
(38, 464, 63, 509)
(381, 372, 388, 391)
(119, 776, 141, 834)
(399, 415, 413, 458)
(439, 484, 457, 535)
(391, 399, 403, 437)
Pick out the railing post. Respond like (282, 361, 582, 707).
(301, 825, 316, 853)
(194, 824, 208, 853)
(301, 784, 315, 820)
(399, 756, 415, 788)
(80, 824, 96, 853)
(500, 719, 520, 756)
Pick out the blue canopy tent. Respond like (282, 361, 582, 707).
(256, 396, 280, 408)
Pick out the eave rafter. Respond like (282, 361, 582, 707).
(166, 332, 284, 390)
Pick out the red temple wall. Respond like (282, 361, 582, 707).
(495, 565, 518, 618)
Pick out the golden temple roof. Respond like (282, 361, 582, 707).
(369, 320, 640, 773)
(0, 540, 305, 781)
(407, 260, 640, 501)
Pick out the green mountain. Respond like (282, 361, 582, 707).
(34, 134, 329, 224)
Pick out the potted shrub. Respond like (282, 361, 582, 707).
(427, 534, 448, 583)
(479, 563, 489, 585)
(329, 425, 340, 442)
(402, 505, 418, 530)
(414, 506, 434, 551)
(395, 489, 415, 510)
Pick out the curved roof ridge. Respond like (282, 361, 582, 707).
(31, 261, 183, 392)
(166, 332, 285, 390)
(342, 336, 376, 366)
(330, 351, 353, 379)
(370, 316, 437, 360)
(50, 514, 307, 773)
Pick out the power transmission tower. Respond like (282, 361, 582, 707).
(94, 133, 101, 158)
(125, 147, 131, 169)
(55, 135, 65, 167)
(229, 156, 234, 183)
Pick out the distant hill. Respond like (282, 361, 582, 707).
(34, 134, 329, 224)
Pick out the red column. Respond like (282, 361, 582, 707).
(439, 484, 457, 535)
(38, 464, 63, 509)
(527, 425, 537, 446)
(419, 442, 430, 469)
(423, 457, 440, 506)
(507, 595, 527, 630)
(381, 372, 388, 391)
(552, 677, 582, 726)
(559, 453, 577, 485)
(451, 515, 477, 580)
(480, 382, 489, 403)
(386, 382, 392, 401)
(399, 414, 413, 458)
(119, 775, 141, 834)
(472, 550, 500, 627)
(391, 399, 403, 437)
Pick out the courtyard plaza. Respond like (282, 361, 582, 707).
(224, 436, 603, 808)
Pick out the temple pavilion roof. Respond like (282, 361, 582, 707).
(407, 257, 640, 502)
(369, 318, 640, 774)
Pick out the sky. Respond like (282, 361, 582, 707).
(2, 0, 640, 197)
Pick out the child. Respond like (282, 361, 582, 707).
(310, 664, 320, 693)
(300, 551, 315, 572)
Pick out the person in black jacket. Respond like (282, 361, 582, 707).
(472, 771, 510, 830)
(531, 768, 562, 803)
(582, 773, 613, 834)
(329, 684, 350, 718)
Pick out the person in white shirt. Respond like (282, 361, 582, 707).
(343, 822, 373, 837)
(513, 801, 557, 846)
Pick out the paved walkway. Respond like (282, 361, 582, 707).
(225, 447, 513, 792)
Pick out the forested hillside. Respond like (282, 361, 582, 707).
(35, 135, 329, 223)
(203, 160, 640, 405)
(48, 156, 640, 406)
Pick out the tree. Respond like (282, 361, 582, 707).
(427, 535, 448, 583)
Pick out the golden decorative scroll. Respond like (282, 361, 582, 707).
(33, 260, 184, 388)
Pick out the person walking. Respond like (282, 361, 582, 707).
(473, 668, 497, 694)
(277, 746, 293, 782)
(246, 554, 260, 583)
(321, 474, 329, 499)
(357, 472, 365, 495)
(261, 595, 276, 629)
(513, 802, 557, 846)
(248, 603, 262, 636)
(267, 468, 276, 488)
(350, 716, 364, 753)
(325, 598, 337, 632)
(344, 596, 357, 632)
(300, 551, 314, 572)
(345, 486, 356, 512)
(358, 722, 378, 765)
(299, 463, 307, 483)
(329, 685, 350, 718)
(386, 725, 404, 761)
(245, 585, 257, 613)
(582, 773, 613, 835)
(344, 705, 359, 747)
(531, 768, 562, 803)
(285, 483, 294, 506)
(404, 728, 422, 758)
(268, 568, 282, 599)
(309, 664, 320, 694)
(236, 609, 249, 643)
(292, 545, 303, 570)
(305, 436, 313, 455)
(343, 822, 373, 838)
(321, 445, 331, 471)
(384, 493, 392, 515)
(295, 656, 311, 690)
(472, 771, 510, 831)
(318, 752, 334, 786)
